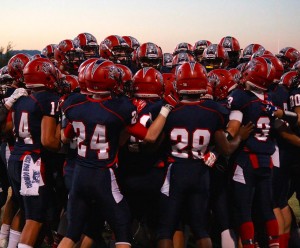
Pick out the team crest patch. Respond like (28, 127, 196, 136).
(12, 58, 24, 69)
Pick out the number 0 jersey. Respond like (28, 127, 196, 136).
(62, 96, 137, 168)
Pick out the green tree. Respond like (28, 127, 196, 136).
(0, 42, 14, 68)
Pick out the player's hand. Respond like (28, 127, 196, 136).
(202, 151, 218, 167)
(5, 88, 28, 108)
(262, 100, 278, 117)
(163, 92, 179, 111)
(238, 122, 254, 141)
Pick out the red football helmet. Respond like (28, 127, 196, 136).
(7, 53, 30, 83)
(292, 60, 300, 73)
(241, 57, 276, 91)
(279, 71, 299, 89)
(64, 75, 80, 93)
(54, 39, 85, 75)
(100, 35, 132, 65)
(23, 57, 58, 89)
(251, 49, 273, 59)
(171, 52, 195, 71)
(208, 69, 237, 100)
(136, 42, 163, 70)
(201, 82, 214, 100)
(74, 32, 99, 59)
(202, 44, 229, 71)
(41, 44, 57, 63)
(229, 68, 242, 85)
(114, 64, 133, 96)
(175, 62, 208, 95)
(193, 40, 212, 62)
(77, 58, 99, 94)
(276, 47, 300, 71)
(236, 62, 247, 72)
(0, 66, 13, 94)
(261, 55, 284, 81)
(84, 60, 118, 94)
(132, 67, 164, 98)
(173, 42, 193, 56)
(122, 36, 140, 51)
(240, 44, 265, 63)
(219, 36, 241, 65)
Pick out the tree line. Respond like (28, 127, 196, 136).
(0, 42, 14, 68)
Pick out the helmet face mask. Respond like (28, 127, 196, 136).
(202, 44, 228, 72)
(137, 42, 163, 70)
(74, 33, 100, 59)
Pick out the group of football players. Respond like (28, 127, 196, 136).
(0, 32, 299, 248)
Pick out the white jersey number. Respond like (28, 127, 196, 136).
(170, 128, 211, 159)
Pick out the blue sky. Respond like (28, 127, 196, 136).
(0, 0, 299, 54)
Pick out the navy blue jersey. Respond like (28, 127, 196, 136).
(268, 84, 292, 151)
(216, 98, 230, 127)
(164, 100, 226, 162)
(63, 96, 137, 168)
(289, 86, 300, 111)
(118, 99, 164, 171)
(11, 90, 60, 157)
(61, 93, 88, 160)
(228, 88, 275, 155)
(268, 84, 289, 111)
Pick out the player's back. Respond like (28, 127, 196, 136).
(12, 90, 60, 156)
(164, 100, 226, 162)
(229, 88, 275, 155)
(64, 96, 136, 168)
(118, 99, 165, 172)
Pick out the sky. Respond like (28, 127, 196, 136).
(0, 0, 299, 54)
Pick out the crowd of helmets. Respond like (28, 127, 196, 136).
(0, 32, 300, 100)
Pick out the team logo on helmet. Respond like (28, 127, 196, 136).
(146, 43, 158, 58)
(108, 65, 118, 80)
(12, 58, 24, 70)
(42, 62, 53, 74)
(208, 73, 220, 86)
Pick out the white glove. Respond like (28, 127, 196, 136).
(202, 151, 218, 167)
(4, 88, 28, 109)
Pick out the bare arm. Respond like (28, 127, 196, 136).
(41, 116, 61, 152)
(215, 122, 254, 156)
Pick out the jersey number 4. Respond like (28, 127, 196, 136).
(72, 121, 109, 159)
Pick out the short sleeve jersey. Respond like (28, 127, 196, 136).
(63, 96, 137, 168)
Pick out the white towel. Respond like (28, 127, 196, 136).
(20, 155, 44, 196)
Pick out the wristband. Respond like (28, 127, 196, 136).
(159, 106, 171, 118)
